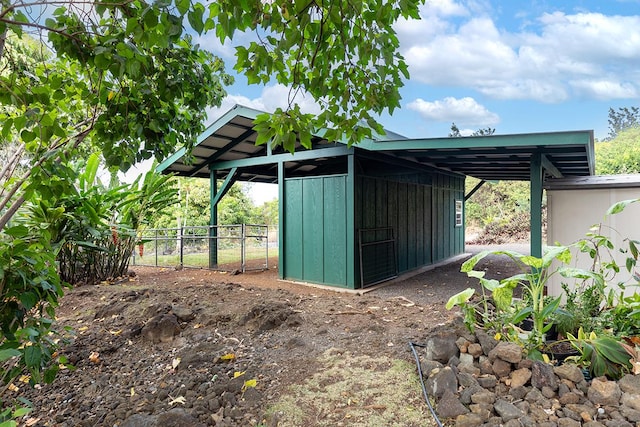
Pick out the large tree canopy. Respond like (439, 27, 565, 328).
(0, 0, 423, 394)
(210, 0, 421, 149)
(1, 0, 423, 227)
(596, 127, 640, 175)
(606, 106, 640, 141)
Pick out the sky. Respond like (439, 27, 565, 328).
(198, 0, 640, 140)
(126, 0, 640, 203)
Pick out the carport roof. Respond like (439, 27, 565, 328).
(157, 104, 596, 181)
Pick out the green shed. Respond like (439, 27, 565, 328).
(157, 105, 595, 290)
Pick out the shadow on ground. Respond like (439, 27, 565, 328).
(369, 243, 530, 305)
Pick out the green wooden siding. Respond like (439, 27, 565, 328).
(432, 174, 465, 262)
(283, 179, 303, 280)
(356, 176, 434, 276)
(355, 172, 463, 279)
(302, 178, 324, 281)
(323, 177, 348, 285)
(283, 175, 349, 287)
(282, 160, 464, 289)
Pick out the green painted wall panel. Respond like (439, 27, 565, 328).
(407, 184, 417, 269)
(430, 175, 465, 263)
(356, 175, 444, 276)
(362, 178, 376, 230)
(387, 180, 398, 256)
(423, 187, 432, 264)
(302, 178, 325, 282)
(376, 179, 388, 241)
(415, 185, 425, 265)
(397, 183, 408, 273)
(284, 179, 303, 279)
(323, 176, 348, 285)
(284, 175, 349, 287)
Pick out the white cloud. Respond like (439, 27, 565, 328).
(399, 5, 640, 102)
(425, 0, 470, 17)
(205, 84, 322, 125)
(407, 96, 500, 126)
(569, 79, 639, 100)
(196, 32, 237, 59)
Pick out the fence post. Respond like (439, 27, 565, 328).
(241, 224, 246, 273)
(155, 229, 158, 267)
(179, 227, 184, 267)
(265, 225, 269, 270)
(209, 225, 218, 269)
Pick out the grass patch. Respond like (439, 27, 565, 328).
(133, 246, 278, 268)
(265, 349, 436, 427)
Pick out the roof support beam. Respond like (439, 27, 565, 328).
(541, 154, 563, 178)
(357, 149, 465, 179)
(465, 180, 486, 201)
(189, 129, 256, 177)
(208, 167, 239, 268)
(212, 167, 238, 207)
(208, 145, 353, 171)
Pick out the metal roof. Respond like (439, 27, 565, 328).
(544, 174, 640, 190)
(157, 104, 596, 182)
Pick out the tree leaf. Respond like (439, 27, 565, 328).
(606, 199, 638, 215)
(0, 349, 22, 362)
(23, 346, 42, 369)
(176, 0, 190, 15)
(445, 288, 475, 310)
(188, 4, 205, 34)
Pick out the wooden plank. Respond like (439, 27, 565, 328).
(302, 178, 324, 282)
(407, 184, 417, 270)
(346, 155, 356, 288)
(416, 185, 425, 265)
(437, 188, 445, 261)
(376, 179, 388, 238)
(530, 153, 543, 258)
(397, 183, 408, 273)
(424, 186, 432, 264)
(387, 180, 398, 272)
(354, 176, 362, 285)
(363, 178, 376, 230)
(323, 176, 347, 286)
(284, 179, 303, 280)
(354, 176, 363, 230)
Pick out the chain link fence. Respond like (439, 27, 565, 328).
(131, 224, 271, 272)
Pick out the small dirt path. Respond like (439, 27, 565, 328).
(13, 245, 527, 426)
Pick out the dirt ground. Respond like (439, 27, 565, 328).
(14, 244, 528, 427)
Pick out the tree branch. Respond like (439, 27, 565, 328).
(0, 121, 94, 230)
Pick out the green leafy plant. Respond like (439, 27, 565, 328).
(567, 328, 633, 379)
(447, 246, 596, 354)
(599, 292, 640, 337)
(0, 403, 31, 427)
(40, 155, 178, 285)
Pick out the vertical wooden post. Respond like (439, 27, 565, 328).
(530, 153, 543, 258)
(278, 161, 285, 279)
(209, 168, 218, 268)
(346, 153, 356, 288)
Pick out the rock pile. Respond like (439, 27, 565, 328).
(421, 321, 640, 426)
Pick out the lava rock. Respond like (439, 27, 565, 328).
(141, 313, 180, 343)
(588, 377, 622, 406)
(436, 390, 470, 418)
(531, 360, 558, 391)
